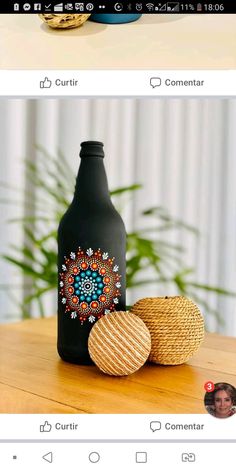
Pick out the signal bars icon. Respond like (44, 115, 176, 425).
(145, 2, 168, 11)
(167, 2, 180, 11)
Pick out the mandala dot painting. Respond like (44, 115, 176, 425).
(59, 248, 122, 324)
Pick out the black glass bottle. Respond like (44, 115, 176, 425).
(58, 141, 126, 365)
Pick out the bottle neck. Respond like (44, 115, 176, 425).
(73, 156, 111, 205)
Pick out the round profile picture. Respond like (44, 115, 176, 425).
(204, 382, 236, 419)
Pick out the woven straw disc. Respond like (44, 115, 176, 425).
(88, 311, 151, 376)
(39, 14, 91, 29)
(131, 296, 204, 365)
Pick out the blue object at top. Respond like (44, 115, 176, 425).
(90, 14, 142, 24)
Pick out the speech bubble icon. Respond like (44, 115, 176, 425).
(150, 77, 162, 88)
(150, 421, 161, 432)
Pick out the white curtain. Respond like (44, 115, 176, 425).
(1, 98, 236, 336)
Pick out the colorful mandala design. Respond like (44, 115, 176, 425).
(59, 248, 122, 324)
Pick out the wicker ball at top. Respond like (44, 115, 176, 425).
(131, 296, 205, 365)
(39, 14, 91, 29)
(88, 311, 151, 376)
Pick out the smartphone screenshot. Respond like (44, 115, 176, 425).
(0, 2, 235, 471)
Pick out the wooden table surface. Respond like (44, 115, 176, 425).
(0, 318, 235, 414)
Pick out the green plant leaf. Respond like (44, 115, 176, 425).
(110, 184, 142, 196)
(188, 282, 236, 297)
(142, 206, 200, 235)
(3, 256, 40, 276)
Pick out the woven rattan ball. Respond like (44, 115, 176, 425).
(88, 311, 151, 376)
(131, 296, 204, 365)
(39, 14, 91, 29)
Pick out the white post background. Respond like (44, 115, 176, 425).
(0, 98, 236, 336)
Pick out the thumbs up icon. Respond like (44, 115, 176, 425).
(40, 421, 52, 433)
(40, 77, 52, 89)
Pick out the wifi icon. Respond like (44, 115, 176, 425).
(146, 2, 155, 10)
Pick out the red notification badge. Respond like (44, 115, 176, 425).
(204, 381, 215, 392)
